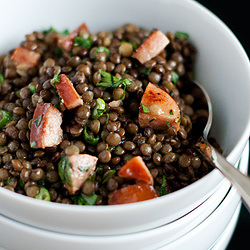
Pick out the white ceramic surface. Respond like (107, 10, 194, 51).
(0, 142, 248, 250)
(0, 0, 250, 236)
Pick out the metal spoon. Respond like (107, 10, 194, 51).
(186, 79, 250, 211)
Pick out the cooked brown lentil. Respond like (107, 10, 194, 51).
(0, 23, 221, 205)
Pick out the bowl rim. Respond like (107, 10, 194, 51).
(0, 0, 250, 213)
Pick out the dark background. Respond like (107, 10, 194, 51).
(196, 1, 250, 249)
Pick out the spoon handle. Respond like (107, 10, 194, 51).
(196, 138, 250, 212)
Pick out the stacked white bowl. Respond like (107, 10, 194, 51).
(0, 0, 250, 249)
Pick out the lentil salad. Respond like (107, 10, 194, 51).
(0, 23, 220, 205)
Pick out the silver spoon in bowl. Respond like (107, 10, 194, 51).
(184, 79, 250, 211)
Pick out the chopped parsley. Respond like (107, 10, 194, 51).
(78, 166, 89, 172)
(106, 113, 109, 124)
(159, 175, 168, 196)
(33, 115, 42, 127)
(28, 84, 36, 94)
(97, 70, 131, 100)
(97, 70, 131, 89)
(143, 68, 151, 76)
(141, 104, 150, 113)
(73, 36, 91, 50)
(169, 110, 174, 115)
(83, 126, 100, 145)
(0, 110, 12, 128)
(58, 156, 72, 186)
(166, 120, 171, 127)
(51, 73, 60, 88)
(171, 71, 179, 85)
(175, 31, 189, 40)
(71, 192, 97, 206)
(95, 46, 110, 58)
(102, 170, 116, 184)
(0, 74, 4, 85)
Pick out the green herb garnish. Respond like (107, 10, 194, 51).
(97, 70, 131, 88)
(0, 74, 4, 85)
(83, 126, 100, 146)
(71, 192, 97, 206)
(5, 176, 10, 185)
(149, 118, 155, 123)
(143, 68, 151, 76)
(141, 104, 150, 113)
(171, 71, 179, 85)
(55, 47, 63, 57)
(102, 170, 116, 184)
(169, 110, 174, 115)
(28, 84, 36, 94)
(91, 98, 106, 120)
(159, 175, 168, 196)
(42, 27, 57, 34)
(106, 113, 109, 124)
(58, 156, 72, 187)
(0, 110, 12, 128)
(166, 120, 171, 127)
(51, 73, 60, 88)
(175, 31, 189, 40)
(95, 46, 110, 58)
(60, 29, 69, 36)
(97, 70, 131, 101)
(78, 166, 89, 172)
(18, 178, 24, 189)
(33, 115, 42, 127)
(73, 36, 91, 50)
(35, 187, 51, 201)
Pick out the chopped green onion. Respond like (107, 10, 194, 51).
(0, 110, 12, 128)
(171, 71, 179, 85)
(175, 31, 189, 40)
(0, 74, 4, 85)
(102, 170, 116, 184)
(73, 36, 91, 50)
(58, 156, 72, 186)
(35, 187, 51, 201)
(159, 175, 168, 196)
(169, 110, 174, 115)
(33, 115, 43, 127)
(83, 126, 100, 145)
(149, 118, 155, 123)
(141, 104, 150, 113)
(28, 84, 36, 94)
(166, 120, 170, 127)
(95, 46, 110, 58)
(91, 98, 106, 120)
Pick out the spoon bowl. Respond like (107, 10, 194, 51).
(188, 79, 250, 212)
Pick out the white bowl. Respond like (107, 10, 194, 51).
(0, 0, 250, 236)
(0, 141, 248, 250)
